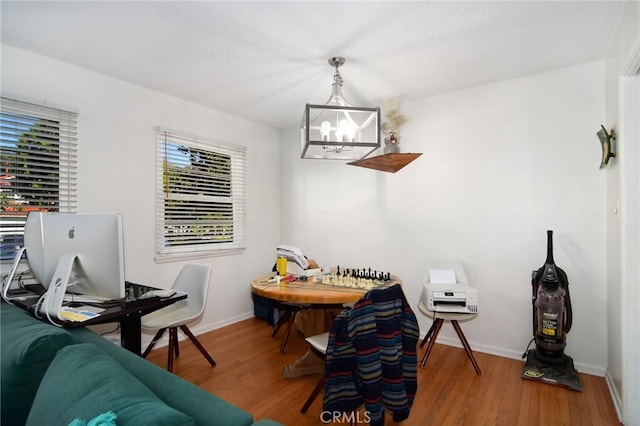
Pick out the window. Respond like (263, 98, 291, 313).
(155, 128, 247, 262)
(0, 97, 77, 261)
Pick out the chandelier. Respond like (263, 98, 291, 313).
(301, 57, 380, 160)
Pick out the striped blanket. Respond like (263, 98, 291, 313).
(323, 284, 419, 426)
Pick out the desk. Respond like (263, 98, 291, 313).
(251, 272, 401, 378)
(10, 286, 186, 356)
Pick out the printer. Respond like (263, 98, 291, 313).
(423, 266, 479, 314)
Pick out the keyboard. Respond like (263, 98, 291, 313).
(123, 281, 178, 305)
(125, 281, 163, 298)
(137, 289, 176, 299)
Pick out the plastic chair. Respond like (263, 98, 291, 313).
(300, 331, 330, 413)
(418, 260, 481, 375)
(141, 263, 216, 373)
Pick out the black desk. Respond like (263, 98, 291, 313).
(10, 286, 186, 356)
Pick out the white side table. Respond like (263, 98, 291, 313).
(418, 301, 481, 375)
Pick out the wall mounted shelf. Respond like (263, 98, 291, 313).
(347, 152, 422, 173)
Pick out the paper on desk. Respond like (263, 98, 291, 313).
(59, 306, 103, 322)
(429, 269, 457, 284)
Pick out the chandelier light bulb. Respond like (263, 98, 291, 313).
(339, 119, 351, 142)
(345, 123, 356, 142)
(320, 121, 332, 141)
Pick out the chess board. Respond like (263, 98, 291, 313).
(317, 273, 387, 290)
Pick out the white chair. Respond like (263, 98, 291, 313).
(419, 260, 481, 375)
(300, 331, 330, 413)
(141, 263, 216, 373)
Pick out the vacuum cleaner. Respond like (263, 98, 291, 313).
(521, 230, 581, 391)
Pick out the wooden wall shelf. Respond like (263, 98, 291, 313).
(347, 152, 422, 173)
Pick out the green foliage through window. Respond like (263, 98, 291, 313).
(0, 98, 77, 261)
(156, 128, 246, 260)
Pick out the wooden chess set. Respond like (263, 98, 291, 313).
(316, 267, 392, 290)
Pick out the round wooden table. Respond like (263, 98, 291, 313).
(251, 272, 401, 305)
(251, 272, 402, 378)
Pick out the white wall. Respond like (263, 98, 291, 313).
(1, 45, 281, 331)
(604, 1, 640, 423)
(281, 61, 608, 374)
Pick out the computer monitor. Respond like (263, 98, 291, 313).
(23, 211, 45, 285)
(25, 212, 126, 301)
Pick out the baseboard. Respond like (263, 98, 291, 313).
(192, 311, 256, 336)
(139, 310, 256, 349)
(605, 369, 623, 423)
(430, 334, 607, 377)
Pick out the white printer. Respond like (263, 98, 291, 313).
(423, 262, 479, 314)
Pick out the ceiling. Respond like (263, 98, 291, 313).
(0, 1, 627, 129)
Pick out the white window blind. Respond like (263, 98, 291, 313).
(155, 127, 247, 262)
(0, 97, 77, 261)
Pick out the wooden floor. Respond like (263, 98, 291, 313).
(145, 317, 620, 426)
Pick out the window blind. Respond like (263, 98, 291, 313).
(0, 97, 77, 261)
(155, 127, 247, 262)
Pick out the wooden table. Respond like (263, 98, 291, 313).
(251, 272, 401, 378)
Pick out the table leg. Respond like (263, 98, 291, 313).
(168, 327, 177, 373)
(282, 307, 338, 379)
(282, 347, 325, 379)
(420, 318, 444, 368)
(120, 314, 142, 356)
(420, 319, 439, 348)
(451, 320, 482, 375)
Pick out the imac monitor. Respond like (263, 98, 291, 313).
(25, 212, 126, 301)
(23, 211, 45, 285)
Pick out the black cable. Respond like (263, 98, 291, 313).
(17, 270, 27, 289)
(522, 337, 535, 359)
(100, 324, 121, 336)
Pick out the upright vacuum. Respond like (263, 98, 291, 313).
(521, 230, 581, 391)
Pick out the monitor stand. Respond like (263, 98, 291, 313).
(39, 254, 77, 320)
(1, 247, 28, 303)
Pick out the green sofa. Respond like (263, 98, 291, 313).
(1, 301, 280, 426)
